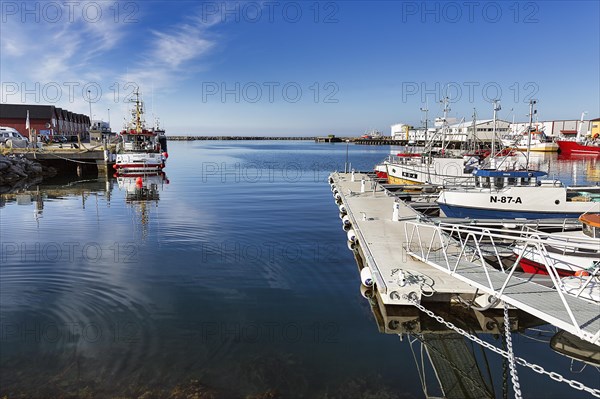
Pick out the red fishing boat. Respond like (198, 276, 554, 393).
(557, 138, 600, 156)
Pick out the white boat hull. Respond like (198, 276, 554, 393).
(438, 185, 599, 219)
(115, 152, 165, 173)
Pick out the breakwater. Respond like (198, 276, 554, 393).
(167, 136, 320, 141)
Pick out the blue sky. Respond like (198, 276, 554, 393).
(1, 0, 599, 135)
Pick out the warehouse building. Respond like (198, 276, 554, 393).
(0, 104, 90, 141)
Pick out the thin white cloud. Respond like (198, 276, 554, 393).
(121, 10, 222, 95)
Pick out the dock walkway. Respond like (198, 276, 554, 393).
(331, 172, 600, 346)
(329, 171, 478, 306)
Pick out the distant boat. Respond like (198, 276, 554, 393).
(437, 169, 600, 219)
(501, 127, 558, 152)
(114, 90, 167, 175)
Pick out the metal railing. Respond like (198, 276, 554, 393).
(404, 220, 600, 345)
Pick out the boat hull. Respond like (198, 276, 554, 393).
(518, 257, 575, 277)
(438, 185, 599, 219)
(115, 152, 165, 173)
(438, 203, 585, 219)
(514, 142, 559, 152)
(385, 156, 474, 186)
(557, 140, 600, 156)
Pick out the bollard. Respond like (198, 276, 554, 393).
(392, 201, 400, 221)
(351, 170, 355, 182)
(360, 178, 365, 193)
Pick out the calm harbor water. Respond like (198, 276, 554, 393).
(1, 141, 599, 398)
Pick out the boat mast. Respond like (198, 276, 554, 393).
(471, 108, 477, 152)
(526, 99, 537, 170)
(420, 106, 428, 147)
(491, 100, 501, 169)
(440, 96, 450, 152)
(130, 89, 143, 134)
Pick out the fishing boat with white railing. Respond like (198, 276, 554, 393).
(437, 169, 600, 219)
(114, 90, 167, 174)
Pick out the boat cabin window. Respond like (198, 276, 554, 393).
(521, 177, 531, 186)
(482, 177, 491, 188)
(494, 177, 504, 189)
(507, 177, 517, 186)
(475, 176, 480, 187)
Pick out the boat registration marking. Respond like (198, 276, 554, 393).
(490, 196, 522, 204)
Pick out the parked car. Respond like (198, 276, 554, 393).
(0, 127, 29, 145)
(52, 135, 68, 143)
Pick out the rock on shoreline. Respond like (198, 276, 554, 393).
(0, 154, 57, 193)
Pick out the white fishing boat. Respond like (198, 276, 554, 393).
(114, 90, 167, 174)
(438, 101, 600, 219)
(376, 99, 488, 186)
(501, 127, 559, 152)
(437, 169, 600, 219)
(379, 152, 481, 186)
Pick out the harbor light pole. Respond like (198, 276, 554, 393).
(87, 89, 92, 121)
(108, 108, 111, 127)
(345, 139, 350, 173)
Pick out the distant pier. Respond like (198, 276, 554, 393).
(167, 136, 318, 141)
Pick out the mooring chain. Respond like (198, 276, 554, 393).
(504, 301, 523, 399)
(407, 296, 600, 398)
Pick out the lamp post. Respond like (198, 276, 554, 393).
(87, 89, 92, 120)
(108, 108, 111, 127)
(345, 139, 350, 173)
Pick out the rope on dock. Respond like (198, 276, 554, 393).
(408, 296, 600, 398)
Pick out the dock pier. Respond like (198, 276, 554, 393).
(329, 171, 479, 307)
(330, 172, 600, 346)
(17, 148, 114, 177)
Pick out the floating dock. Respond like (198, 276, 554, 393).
(329, 171, 479, 306)
(330, 172, 600, 346)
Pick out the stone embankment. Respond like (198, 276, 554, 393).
(0, 154, 57, 193)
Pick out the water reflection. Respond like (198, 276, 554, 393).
(115, 172, 170, 240)
(1, 142, 598, 398)
(362, 286, 600, 399)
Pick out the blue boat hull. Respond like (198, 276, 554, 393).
(439, 204, 583, 219)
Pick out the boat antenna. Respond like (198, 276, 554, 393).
(526, 99, 537, 170)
